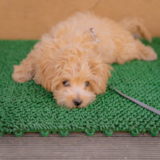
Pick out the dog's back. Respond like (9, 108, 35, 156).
(45, 12, 151, 64)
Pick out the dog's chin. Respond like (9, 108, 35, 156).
(54, 90, 96, 109)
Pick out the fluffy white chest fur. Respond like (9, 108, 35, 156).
(12, 12, 157, 108)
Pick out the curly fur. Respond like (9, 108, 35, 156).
(12, 12, 157, 108)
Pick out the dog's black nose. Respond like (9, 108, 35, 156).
(73, 99, 82, 106)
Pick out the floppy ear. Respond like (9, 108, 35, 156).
(37, 48, 63, 92)
(88, 58, 112, 94)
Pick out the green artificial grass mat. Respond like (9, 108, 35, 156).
(0, 38, 160, 137)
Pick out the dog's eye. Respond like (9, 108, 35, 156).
(62, 80, 70, 87)
(85, 81, 90, 87)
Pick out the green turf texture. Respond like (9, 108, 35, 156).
(0, 38, 160, 137)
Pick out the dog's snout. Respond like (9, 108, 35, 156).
(73, 99, 82, 106)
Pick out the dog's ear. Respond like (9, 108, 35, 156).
(37, 49, 63, 92)
(40, 62, 61, 92)
(88, 58, 112, 94)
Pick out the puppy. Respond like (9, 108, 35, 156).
(12, 12, 157, 108)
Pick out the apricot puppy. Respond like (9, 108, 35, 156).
(12, 12, 157, 108)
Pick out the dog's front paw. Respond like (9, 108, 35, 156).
(12, 65, 32, 83)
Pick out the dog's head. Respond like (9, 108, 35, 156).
(38, 28, 112, 108)
(39, 44, 111, 108)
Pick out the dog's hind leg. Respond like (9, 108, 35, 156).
(115, 39, 157, 64)
(119, 17, 152, 42)
(12, 50, 37, 83)
(135, 39, 157, 61)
